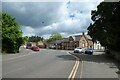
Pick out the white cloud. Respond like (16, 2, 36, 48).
(3, 0, 103, 39)
(21, 26, 35, 36)
(3, 0, 104, 2)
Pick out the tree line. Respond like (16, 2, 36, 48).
(87, 2, 120, 51)
(26, 36, 44, 42)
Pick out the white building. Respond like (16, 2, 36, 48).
(94, 41, 105, 50)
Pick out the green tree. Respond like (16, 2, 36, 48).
(0, 13, 2, 51)
(87, 2, 120, 51)
(28, 36, 44, 42)
(2, 13, 24, 53)
(47, 32, 63, 43)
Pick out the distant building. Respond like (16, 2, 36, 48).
(37, 41, 45, 48)
(79, 33, 93, 48)
(49, 40, 63, 49)
(94, 40, 105, 50)
(49, 33, 94, 50)
(73, 35, 82, 48)
(61, 38, 69, 50)
(26, 41, 47, 48)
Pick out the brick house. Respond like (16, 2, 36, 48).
(61, 38, 69, 50)
(79, 33, 93, 49)
(61, 36, 74, 50)
(73, 35, 82, 48)
(49, 40, 63, 49)
(37, 41, 45, 48)
(49, 33, 93, 50)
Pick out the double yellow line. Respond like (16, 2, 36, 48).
(67, 52, 80, 80)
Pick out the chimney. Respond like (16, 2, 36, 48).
(82, 32, 84, 35)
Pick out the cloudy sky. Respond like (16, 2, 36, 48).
(2, 0, 103, 39)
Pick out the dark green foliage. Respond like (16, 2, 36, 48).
(2, 13, 24, 53)
(28, 36, 44, 42)
(87, 2, 120, 51)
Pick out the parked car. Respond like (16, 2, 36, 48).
(32, 46, 40, 51)
(85, 48, 93, 54)
(26, 46, 32, 49)
(74, 48, 83, 53)
(26, 42, 32, 49)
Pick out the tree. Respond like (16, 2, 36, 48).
(87, 2, 120, 51)
(2, 13, 25, 53)
(28, 36, 44, 42)
(47, 32, 63, 43)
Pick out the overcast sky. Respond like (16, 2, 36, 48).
(2, 0, 103, 39)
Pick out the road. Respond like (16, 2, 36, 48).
(2, 48, 119, 79)
(71, 51, 119, 79)
(2, 48, 81, 79)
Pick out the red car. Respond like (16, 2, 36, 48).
(32, 47, 40, 51)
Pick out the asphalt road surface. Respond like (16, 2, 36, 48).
(2, 48, 81, 79)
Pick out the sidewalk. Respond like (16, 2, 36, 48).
(70, 51, 119, 79)
(2, 47, 34, 61)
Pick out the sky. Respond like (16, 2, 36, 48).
(2, 0, 104, 39)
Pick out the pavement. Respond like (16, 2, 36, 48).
(70, 51, 119, 79)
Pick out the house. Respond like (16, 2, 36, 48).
(61, 38, 69, 50)
(61, 36, 74, 50)
(49, 40, 63, 49)
(73, 35, 82, 48)
(55, 40, 63, 49)
(37, 41, 45, 48)
(49, 41, 56, 49)
(48, 33, 94, 50)
(31, 42, 37, 46)
(79, 33, 93, 49)
(94, 40, 105, 50)
(26, 41, 47, 48)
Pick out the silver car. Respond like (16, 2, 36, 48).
(74, 48, 83, 53)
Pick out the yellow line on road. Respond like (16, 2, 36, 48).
(72, 60, 79, 80)
(67, 52, 80, 80)
(68, 59, 78, 79)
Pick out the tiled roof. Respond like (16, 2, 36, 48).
(50, 41, 57, 44)
(85, 35, 92, 40)
(55, 40, 63, 44)
(50, 40, 63, 44)
(62, 38, 69, 42)
(73, 35, 82, 41)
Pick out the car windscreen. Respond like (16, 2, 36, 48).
(77, 48, 81, 49)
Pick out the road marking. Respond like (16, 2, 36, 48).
(80, 59, 83, 78)
(72, 60, 79, 80)
(67, 52, 80, 80)
(2, 52, 33, 61)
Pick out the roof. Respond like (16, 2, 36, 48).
(50, 40, 63, 44)
(62, 38, 69, 42)
(55, 40, 63, 44)
(73, 35, 82, 41)
(84, 35, 92, 40)
(50, 41, 57, 44)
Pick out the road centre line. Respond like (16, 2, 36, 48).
(68, 59, 78, 79)
(72, 60, 79, 80)
(67, 52, 80, 80)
